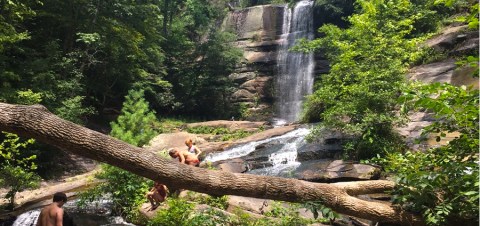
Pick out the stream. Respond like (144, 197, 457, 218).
(9, 199, 134, 226)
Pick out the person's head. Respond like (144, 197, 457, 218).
(185, 138, 193, 147)
(53, 192, 67, 206)
(168, 148, 178, 158)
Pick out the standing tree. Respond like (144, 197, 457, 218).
(110, 89, 159, 147)
(80, 89, 160, 218)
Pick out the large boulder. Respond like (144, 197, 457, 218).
(425, 25, 479, 55)
(226, 196, 272, 214)
(213, 158, 248, 173)
(221, 5, 285, 41)
(407, 58, 478, 89)
(296, 130, 344, 161)
(144, 132, 206, 153)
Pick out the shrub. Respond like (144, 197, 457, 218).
(372, 82, 479, 225)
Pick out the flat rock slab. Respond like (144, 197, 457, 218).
(293, 160, 381, 182)
(145, 131, 206, 153)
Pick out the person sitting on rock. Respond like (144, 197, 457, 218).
(168, 148, 200, 166)
(185, 138, 202, 158)
(146, 181, 167, 210)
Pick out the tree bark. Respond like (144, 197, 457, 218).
(0, 103, 424, 226)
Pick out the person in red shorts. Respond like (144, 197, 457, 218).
(146, 181, 167, 210)
(168, 148, 200, 166)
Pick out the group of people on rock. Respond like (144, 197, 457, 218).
(37, 138, 203, 225)
(146, 138, 202, 210)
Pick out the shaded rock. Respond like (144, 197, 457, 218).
(425, 25, 468, 51)
(297, 130, 344, 161)
(226, 196, 272, 214)
(296, 141, 342, 161)
(232, 89, 256, 102)
(293, 160, 381, 182)
(229, 72, 257, 84)
(407, 59, 456, 83)
(214, 158, 248, 173)
(451, 65, 479, 89)
(221, 5, 284, 41)
(240, 77, 273, 95)
(453, 37, 479, 54)
(138, 202, 168, 219)
(244, 51, 277, 63)
(395, 112, 434, 150)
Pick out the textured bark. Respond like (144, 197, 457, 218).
(0, 103, 424, 226)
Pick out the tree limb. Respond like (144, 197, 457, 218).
(0, 103, 424, 225)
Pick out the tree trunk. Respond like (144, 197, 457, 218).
(0, 103, 424, 226)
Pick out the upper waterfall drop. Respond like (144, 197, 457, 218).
(274, 0, 315, 125)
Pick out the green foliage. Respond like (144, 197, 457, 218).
(373, 82, 479, 225)
(302, 201, 339, 222)
(0, 0, 38, 52)
(186, 126, 253, 141)
(147, 198, 194, 226)
(313, 0, 355, 28)
(0, 132, 40, 209)
(110, 89, 160, 147)
(148, 197, 232, 226)
(238, 0, 290, 8)
(78, 164, 151, 218)
(188, 193, 229, 209)
(168, 29, 243, 118)
(261, 201, 318, 225)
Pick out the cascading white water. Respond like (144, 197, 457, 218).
(274, 0, 315, 125)
(203, 128, 310, 163)
(12, 210, 39, 226)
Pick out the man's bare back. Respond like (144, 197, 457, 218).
(168, 148, 200, 166)
(37, 203, 64, 226)
(37, 192, 67, 226)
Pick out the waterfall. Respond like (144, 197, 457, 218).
(274, 0, 315, 125)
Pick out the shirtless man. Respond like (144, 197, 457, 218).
(168, 148, 200, 166)
(37, 192, 67, 226)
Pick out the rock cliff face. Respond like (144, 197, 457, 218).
(398, 24, 479, 149)
(222, 4, 328, 121)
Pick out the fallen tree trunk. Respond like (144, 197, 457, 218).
(0, 103, 424, 225)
